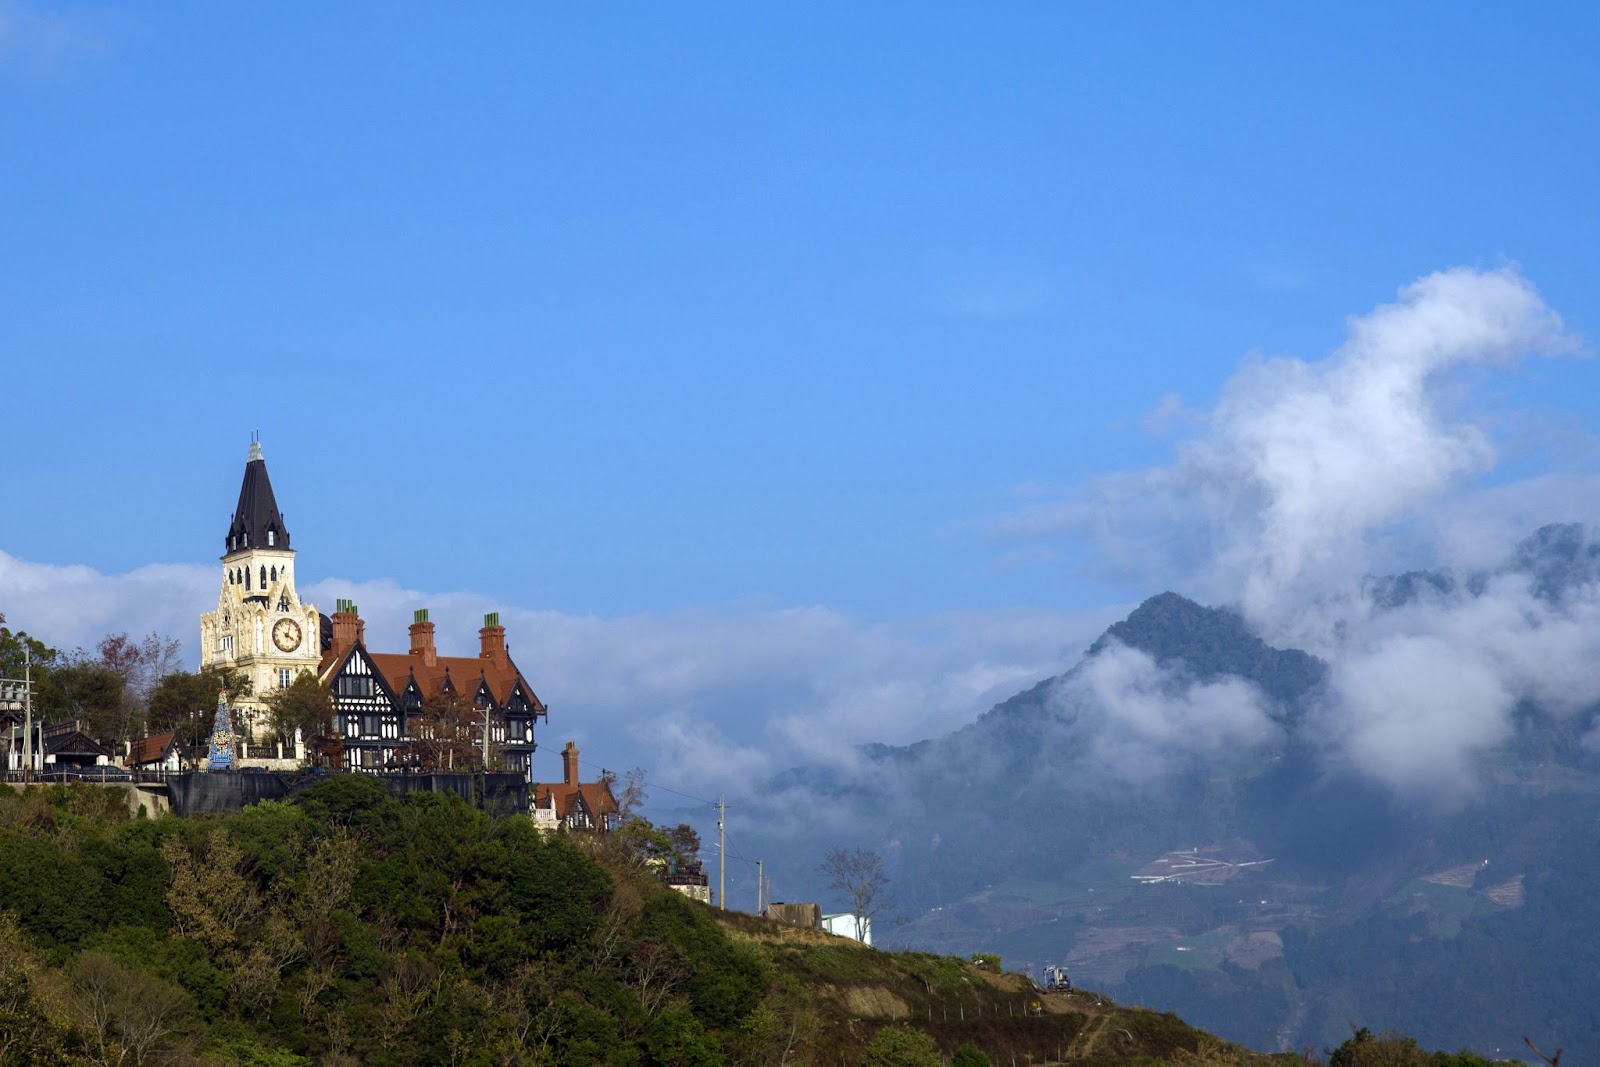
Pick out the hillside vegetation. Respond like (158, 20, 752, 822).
(0, 780, 1510, 1066)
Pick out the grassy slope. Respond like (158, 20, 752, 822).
(708, 904, 1298, 1066)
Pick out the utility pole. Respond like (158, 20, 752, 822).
(717, 794, 726, 911)
(23, 649, 32, 781)
(757, 859, 764, 916)
(2, 649, 34, 781)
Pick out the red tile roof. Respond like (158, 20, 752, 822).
(533, 780, 619, 824)
(319, 643, 544, 712)
(129, 730, 182, 766)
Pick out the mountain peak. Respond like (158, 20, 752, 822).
(1512, 523, 1600, 600)
(1088, 591, 1324, 706)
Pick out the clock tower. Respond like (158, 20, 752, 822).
(199, 435, 322, 749)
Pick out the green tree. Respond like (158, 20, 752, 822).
(0, 613, 58, 679)
(261, 670, 333, 750)
(861, 1026, 941, 1067)
(0, 832, 107, 949)
(34, 659, 124, 740)
(645, 1008, 724, 1067)
(1329, 1028, 1431, 1067)
(952, 1043, 990, 1067)
(161, 828, 263, 953)
(148, 665, 253, 758)
(636, 892, 764, 1027)
(0, 912, 78, 1064)
(667, 823, 701, 866)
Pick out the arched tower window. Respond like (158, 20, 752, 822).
(270, 566, 277, 582)
(260, 566, 267, 588)
(245, 568, 251, 591)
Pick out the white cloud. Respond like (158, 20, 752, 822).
(993, 265, 1600, 800)
(1003, 267, 1582, 634)
(0, 0, 104, 77)
(1308, 572, 1600, 798)
(1062, 641, 1282, 784)
(1321, 633, 1513, 798)
(0, 551, 1103, 799)
(0, 550, 213, 654)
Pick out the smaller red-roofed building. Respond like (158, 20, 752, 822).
(129, 729, 188, 773)
(532, 741, 619, 831)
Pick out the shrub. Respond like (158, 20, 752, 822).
(862, 1026, 941, 1067)
(952, 1042, 990, 1067)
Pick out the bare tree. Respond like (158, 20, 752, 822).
(410, 691, 493, 771)
(631, 940, 686, 1019)
(71, 951, 190, 1066)
(376, 953, 440, 1050)
(96, 632, 183, 740)
(819, 848, 890, 943)
(618, 767, 647, 820)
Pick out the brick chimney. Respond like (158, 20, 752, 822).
(331, 599, 364, 657)
(562, 740, 579, 787)
(409, 608, 437, 667)
(479, 611, 508, 664)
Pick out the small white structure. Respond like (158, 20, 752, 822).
(821, 912, 872, 946)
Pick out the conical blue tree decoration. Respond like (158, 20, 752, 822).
(206, 686, 237, 772)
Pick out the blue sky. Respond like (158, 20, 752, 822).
(4, 4, 1600, 797)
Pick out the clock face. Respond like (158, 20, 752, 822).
(272, 618, 302, 653)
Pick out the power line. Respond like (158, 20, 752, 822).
(555, 748, 773, 912)
(568, 752, 721, 808)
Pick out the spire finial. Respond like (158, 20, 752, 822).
(247, 430, 263, 462)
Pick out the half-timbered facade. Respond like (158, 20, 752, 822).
(318, 606, 545, 779)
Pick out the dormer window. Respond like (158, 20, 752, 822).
(243, 531, 249, 547)
(267, 530, 275, 546)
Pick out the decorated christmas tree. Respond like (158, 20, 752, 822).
(206, 687, 237, 772)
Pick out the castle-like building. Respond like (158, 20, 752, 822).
(199, 436, 321, 757)
(199, 438, 546, 778)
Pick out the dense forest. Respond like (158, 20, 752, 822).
(0, 779, 1533, 1066)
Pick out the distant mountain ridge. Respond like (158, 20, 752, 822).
(1368, 522, 1600, 607)
(756, 523, 1600, 1056)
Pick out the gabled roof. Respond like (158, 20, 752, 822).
(43, 730, 110, 758)
(533, 780, 619, 824)
(225, 437, 290, 554)
(324, 647, 544, 713)
(317, 645, 401, 703)
(130, 730, 185, 765)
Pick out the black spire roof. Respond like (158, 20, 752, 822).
(224, 436, 290, 555)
